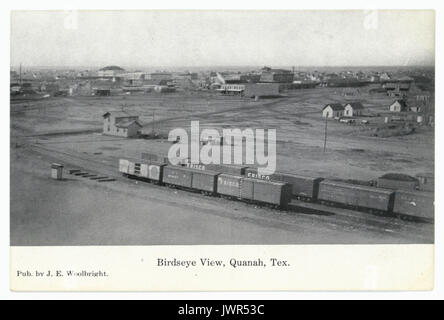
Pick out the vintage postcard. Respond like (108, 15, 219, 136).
(10, 10, 435, 291)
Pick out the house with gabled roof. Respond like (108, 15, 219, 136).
(322, 103, 344, 118)
(102, 111, 142, 138)
(344, 102, 365, 117)
(389, 100, 408, 112)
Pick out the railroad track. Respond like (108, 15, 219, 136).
(288, 199, 432, 242)
(21, 142, 433, 243)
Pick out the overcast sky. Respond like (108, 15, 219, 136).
(10, 10, 435, 68)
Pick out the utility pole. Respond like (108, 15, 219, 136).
(323, 116, 328, 152)
(121, 95, 126, 112)
(19, 63, 22, 86)
(152, 110, 155, 134)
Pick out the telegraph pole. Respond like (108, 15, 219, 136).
(323, 115, 328, 152)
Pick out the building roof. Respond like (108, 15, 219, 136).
(379, 173, 418, 182)
(409, 103, 422, 110)
(345, 102, 364, 110)
(151, 72, 172, 76)
(391, 100, 407, 108)
(269, 69, 292, 73)
(384, 83, 398, 89)
(261, 66, 292, 73)
(103, 111, 139, 118)
(115, 119, 143, 128)
(99, 65, 124, 71)
(323, 103, 344, 111)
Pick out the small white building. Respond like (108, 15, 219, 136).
(103, 111, 142, 138)
(322, 103, 344, 118)
(389, 100, 408, 112)
(344, 102, 365, 117)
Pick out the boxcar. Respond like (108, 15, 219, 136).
(244, 167, 272, 181)
(377, 176, 419, 191)
(393, 190, 434, 220)
(251, 179, 292, 207)
(119, 158, 166, 183)
(185, 163, 207, 171)
(318, 180, 394, 212)
(190, 169, 220, 193)
(274, 173, 323, 200)
(163, 166, 193, 188)
(244, 167, 323, 200)
(144, 162, 166, 182)
(240, 178, 255, 200)
(217, 174, 242, 198)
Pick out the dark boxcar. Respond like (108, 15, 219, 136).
(206, 163, 249, 176)
(377, 177, 419, 191)
(393, 190, 434, 220)
(252, 179, 292, 207)
(273, 173, 323, 199)
(191, 169, 220, 193)
(240, 178, 255, 200)
(163, 166, 193, 188)
(217, 174, 242, 198)
(244, 167, 323, 199)
(318, 180, 394, 212)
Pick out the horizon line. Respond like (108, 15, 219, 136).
(10, 64, 436, 69)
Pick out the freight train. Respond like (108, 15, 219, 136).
(118, 158, 434, 221)
(119, 158, 292, 208)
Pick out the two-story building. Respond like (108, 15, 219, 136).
(259, 67, 294, 83)
(102, 111, 142, 138)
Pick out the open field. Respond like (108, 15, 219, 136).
(10, 87, 434, 245)
(11, 87, 434, 180)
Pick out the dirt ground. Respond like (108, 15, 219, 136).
(10, 88, 434, 245)
(11, 88, 434, 181)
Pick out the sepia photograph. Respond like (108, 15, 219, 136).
(10, 10, 435, 246)
(7, 8, 437, 292)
